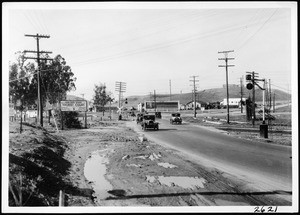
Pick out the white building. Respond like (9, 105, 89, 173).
(220, 98, 246, 107)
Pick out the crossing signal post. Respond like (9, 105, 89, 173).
(245, 72, 268, 138)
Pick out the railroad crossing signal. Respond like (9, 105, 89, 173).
(246, 74, 252, 81)
(246, 83, 254, 90)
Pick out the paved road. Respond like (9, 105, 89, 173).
(130, 117, 292, 192)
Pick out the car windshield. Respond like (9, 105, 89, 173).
(144, 115, 155, 120)
(172, 113, 180, 117)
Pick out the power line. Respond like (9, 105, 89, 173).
(269, 83, 291, 93)
(73, 14, 281, 67)
(236, 9, 278, 51)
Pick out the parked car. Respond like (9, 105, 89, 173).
(141, 114, 159, 130)
(170, 113, 182, 124)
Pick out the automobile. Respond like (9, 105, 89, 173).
(136, 113, 144, 124)
(155, 112, 162, 119)
(141, 114, 159, 130)
(170, 113, 182, 124)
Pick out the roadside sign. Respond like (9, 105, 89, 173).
(61, 100, 87, 112)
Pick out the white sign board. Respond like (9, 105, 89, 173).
(61, 100, 87, 112)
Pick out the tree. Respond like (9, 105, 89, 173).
(93, 83, 111, 115)
(9, 53, 77, 110)
(9, 53, 34, 109)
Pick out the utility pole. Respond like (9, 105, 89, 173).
(24, 34, 52, 127)
(262, 79, 266, 124)
(287, 84, 290, 107)
(115, 81, 126, 108)
(218, 50, 235, 124)
(273, 93, 276, 113)
(269, 79, 272, 111)
(251, 71, 259, 126)
(240, 77, 244, 113)
(169, 79, 172, 101)
(246, 71, 263, 126)
(189, 76, 199, 118)
(154, 90, 157, 113)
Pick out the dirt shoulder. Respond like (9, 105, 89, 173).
(60, 119, 291, 207)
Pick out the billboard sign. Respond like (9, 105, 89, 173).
(61, 100, 87, 112)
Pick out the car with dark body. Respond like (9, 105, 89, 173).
(170, 113, 182, 124)
(141, 114, 159, 130)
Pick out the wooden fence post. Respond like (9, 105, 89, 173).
(59, 190, 64, 206)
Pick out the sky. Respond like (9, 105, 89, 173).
(3, 2, 297, 101)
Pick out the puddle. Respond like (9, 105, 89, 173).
(146, 176, 156, 183)
(158, 162, 177, 168)
(149, 153, 162, 161)
(84, 149, 113, 202)
(146, 175, 206, 189)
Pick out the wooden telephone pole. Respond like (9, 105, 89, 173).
(189, 76, 199, 118)
(240, 77, 244, 113)
(218, 50, 235, 124)
(24, 34, 52, 127)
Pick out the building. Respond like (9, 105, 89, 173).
(138, 101, 179, 112)
(185, 100, 207, 110)
(220, 98, 246, 108)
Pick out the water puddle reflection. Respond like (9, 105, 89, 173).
(84, 149, 113, 202)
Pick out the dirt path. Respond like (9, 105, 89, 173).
(61, 119, 291, 206)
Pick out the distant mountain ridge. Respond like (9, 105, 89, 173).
(126, 86, 291, 107)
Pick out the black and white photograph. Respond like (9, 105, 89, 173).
(2, 1, 298, 213)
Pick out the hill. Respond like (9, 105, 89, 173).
(126, 86, 291, 107)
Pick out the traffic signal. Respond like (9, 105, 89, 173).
(246, 74, 252, 81)
(125, 98, 128, 104)
(246, 83, 253, 90)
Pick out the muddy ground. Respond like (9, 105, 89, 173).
(8, 112, 292, 208)
(60, 118, 291, 207)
